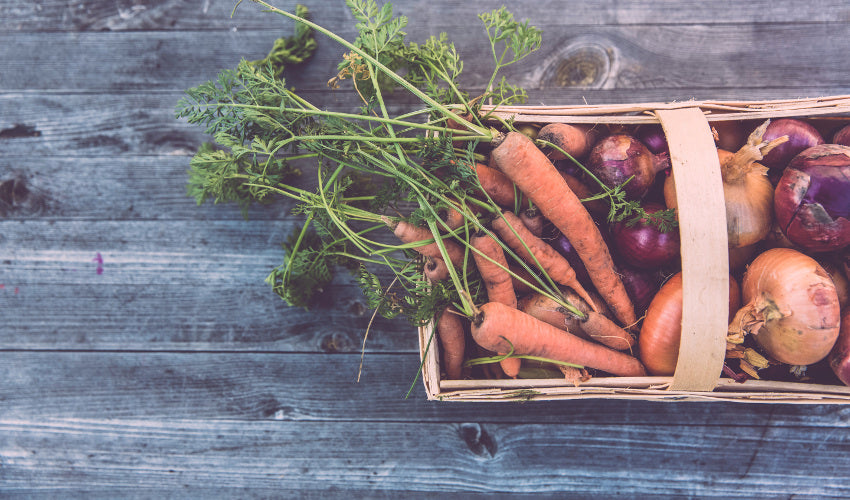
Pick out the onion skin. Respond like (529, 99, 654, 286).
(711, 120, 748, 152)
(774, 144, 850, 253)
(828, 309, 850, 386)
(833, 124, 850, 147)
(610, 202, 680, 269)
(587, 134, 670, 200)
(730, 248, 840, 366)
(761, 118, 825, 170)
(617, 264, 665, 318)
(636, 125, 668, 155)
(639, 273, 741, 376)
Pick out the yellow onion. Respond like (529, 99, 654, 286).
(665, 120, 786, 249)
(728, 248, 840, 366)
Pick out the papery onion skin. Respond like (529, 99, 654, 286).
(610, 202, 680, 269)
(639, 273, 741, 376)
(761, 118, 825, 170)
(774, 144, 850, 253)
(587, 134, 670, 200)
(734, 248, 840, 366)
(833, 124, 850, 147)
(828, 309, 850, 386)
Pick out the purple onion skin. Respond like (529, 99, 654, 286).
(774, 144, 850, 253)
(617, 265, 664, 316)
(587, 134, 669, 200)
(833, 124, 850, 147)
(610, 202, 681, 269)
(552, 233, 593, 291)
(761, 118, 825, 170)
(637, 125, 668, 155)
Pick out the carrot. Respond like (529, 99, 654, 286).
(436, 306, 466, 380)
(471, 302, 646, 377)
(473, 162, 519, 207)
(519, 290, 635, 351)
(438, 203, 465, 231)
(537, 123, 598, 160)
(558, 170, 607, 216)
(470, 231, 517, 308)
(423, 256, 449, 282)
(384, 217, 464, 267)
(491, 131, 636, 327)
(470, 230, 521, 377)
(491, 211, 597, 313)
(509, 263, 538, 296)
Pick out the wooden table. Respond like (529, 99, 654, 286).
(3, 1, 850, 496)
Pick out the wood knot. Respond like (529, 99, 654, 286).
(458, 423, 497, 458)
(539, 39, 615, 89)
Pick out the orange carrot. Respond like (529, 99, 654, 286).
(470, 231, 517, 308)
(491, 211, 597, 313)
(519, 290, 635, 351)
(473, 162, 519, 207)
(537, 123, 598, 160)
(491, 131, 636, 327)
(471, 302, 646, 377)
(470, 230, 521, 377)
(558, 170, 607, 216)
(438, 203, 465, 231)
(385, 217, 464, 267)
(436, 306, 466, 380)
(423, 256, 449, 282)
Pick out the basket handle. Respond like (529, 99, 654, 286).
(656, 107, 729, 391)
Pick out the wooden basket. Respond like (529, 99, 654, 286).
(419, 96, 850, 403)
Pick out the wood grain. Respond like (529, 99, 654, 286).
(3, 0, 850, 32)
(1, 416, 849, 497)
(3, 24, 850, 92)
(2, 351, 850, 425)
(5, 0, 850, 496)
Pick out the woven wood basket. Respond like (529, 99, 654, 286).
(419, 96, 850, 403)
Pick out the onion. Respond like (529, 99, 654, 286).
(617, 265, 665, 317)
(828, 309, 850, 386)
(610, 202, 680, 269)
(833, 124, 850, 147)
(639, 272, 741, 376)
(774, 144, 850, 253)
(587, 134, 670, 200)
(728, 248, 840, 366)
(552, 232, 593, 290)
(636, 125, 668, 155)
(664, 120, 783, 249)
(711, 120, 749, 152)
(760, 118, 824, 170)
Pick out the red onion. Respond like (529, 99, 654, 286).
(636, 125, 668, 155)
(774, 144, 850, 253)
(711, 120, 748, 152)
(833, 124, 850, 147)
(616, 264, 665, 317)
(760, 118, 824, 170)
(552, 232, 593, 290)
(587, 134, 670, 200)
(829, 309, 850, 386)
(610, 202, 680, 269)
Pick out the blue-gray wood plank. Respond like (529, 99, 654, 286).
(2, 0, 850, 497)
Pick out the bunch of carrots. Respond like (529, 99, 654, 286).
(180, 1, 850, 387)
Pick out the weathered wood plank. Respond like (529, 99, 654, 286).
(0, 282, 411, 351)
(0, 156, 294, 220)
(1, 416, 849, 497)
(3, 0, 849, 32)
(5, 86, 850, 159)
(3, 24, 850, 92)
(3, 351, 850, 426)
